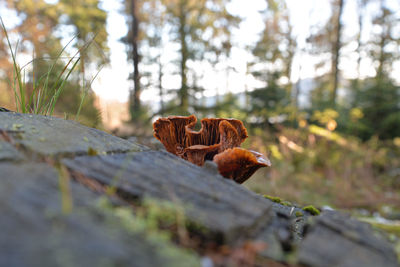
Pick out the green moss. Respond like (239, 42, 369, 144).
(97, 197, 201, 266)
(281, 201, 294, 207)
(87, 147, 98, 156)
(295, 211, 303, 217)
(11, 123, 23, 130)
(302, 205, 320, 216)
(263, 194, 282, 204)
(263, 195, 295, 207)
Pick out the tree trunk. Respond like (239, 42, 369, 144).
(331, 0, 344, 106)
(356, 0, 366, 79)
(158, 56, 164, 115)
(178, 1, 189, 112)
(130, 0, 141, 116)
(285, 24, 295, 106)
(376, 0, 388, 81)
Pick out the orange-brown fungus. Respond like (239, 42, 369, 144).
(153, 115, 270, 183)
(213, 148, 271, 184)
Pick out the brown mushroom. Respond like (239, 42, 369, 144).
(213, 147, 271, 184)
(153, 115, 270, 183)
(153, 115, 196, 157)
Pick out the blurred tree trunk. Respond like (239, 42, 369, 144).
(375, 0, 390, 82)
(284, 21, 296, 106)
(158, 56, 164, 115)
(356, 0, 368, 79)
(331, 0, 344, 106)
(130, 0, 141, 117)
(178, 0, 189, 112)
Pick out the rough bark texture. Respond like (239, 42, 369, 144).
(298, 211, 398, 267)
(0, 162, 199, 267)
(0, 112, 143, 156)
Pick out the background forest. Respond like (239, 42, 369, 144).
(0, 0, 399, 233)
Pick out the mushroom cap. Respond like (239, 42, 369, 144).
(153, 115, 196, 156)
(213, 147, 271, 184)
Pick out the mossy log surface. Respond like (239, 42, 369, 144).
(0, 112, 398, 267)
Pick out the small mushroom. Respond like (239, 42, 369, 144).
(213, 147, 271, 184)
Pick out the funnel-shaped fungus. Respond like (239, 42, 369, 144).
(153, 115, 270, 183)
(213, 148, 271, 184)
(153, 115, 196, 157)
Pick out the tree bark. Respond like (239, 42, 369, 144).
(178, 0, 189, 112)
(285, 23, 295, 106)
(331, 0, 344, 106)
(158, 56, 164, 115)
(130, 0, 141, 115)
(376, 0, 388, 81)
(356, 0, 366, 79)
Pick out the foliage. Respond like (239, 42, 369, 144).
(345, 78, 400, 140)
(244, 124, 400, 212)
(1, 17, 80, 115)
(248, 72, 290, 122)
(1, 0, 107, 126)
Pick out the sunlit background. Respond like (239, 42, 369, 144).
(1, 0, 400, 246)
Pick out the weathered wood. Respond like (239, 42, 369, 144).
(0, 112, 144, 156)
(62, 151, 274, 243)
(0, 162, 200, 267)
(0, 140, 25, 161)
(298, 211, 398, 267)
